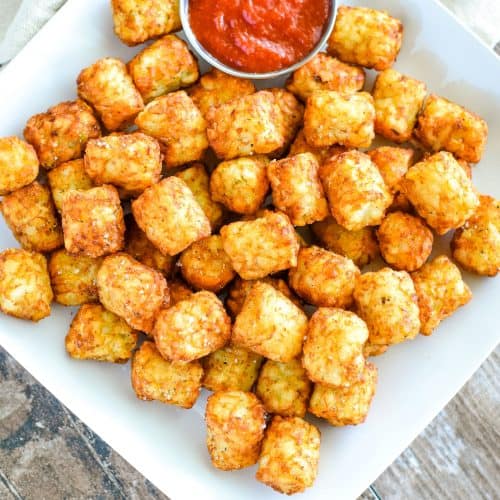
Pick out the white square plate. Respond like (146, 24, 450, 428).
(0, 1, 499, 499)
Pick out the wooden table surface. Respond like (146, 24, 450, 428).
(0, 14, 498, 500)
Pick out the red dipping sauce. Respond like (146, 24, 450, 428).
(189, 0, 331, 73)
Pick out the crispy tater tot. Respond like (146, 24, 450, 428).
(135, 91, 208, 168)
(97, 252, 169, 334)
(189, 68, 255, 117)
(302, 308, 368, 387)
(168, 278, 193, 306)
(179, 235, 235, 292)
(327, 6, 403, 70)
(206, 90, 286, 160)
(124, 215, 174, 277)
(401, 151, 479, 235)
(220, 211, 299, 280)
(354, 267, 420, 346)
(377, 211, 433, 271)
(1, 182, 63, 253)
(289, 246, 360, 308)
(268, 88, 304, 151)
(206, 391, 266, 470)
(84, 133, 162, 196)
(48, 249, 102, 306)
(372, 69, 427, 143)
(77, 57, 144, 131)
(0, 249, 53, 321)
(226, 276, 300, 317)
(320, 150, 392, 231)
(24, 100, 101, 169)
(65, 303, 138, 363)
(304, 90, 375, 148)
(451, 195, 500, 277)
(132, 177, 211, 256)
(202, 345, 263, 392)
(368, 146, 415, 193)
(232, 281, 307, 363)
(153, 291, 231, 363)
(286, 53, 365, 101)
(256, 359, 312, 417)
(289, 129, 347, 166)
(414, 94, 488, 163)
(131, 341, 203, 408)
(61, 185, 125, 258)
(47, 159, 94, 212)
(175, 163, 225, 230)
(411, 255, 472, 335)
(111, 0, 181, 46)
(128, 35, 198, 102)
(312, 216, 379, 267)
(267, 153, 329, 226)
(309, 361, 378, 426)
(0, 137, 39, 195)
(256, 416, 320, 495)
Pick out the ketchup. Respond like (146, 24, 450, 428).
(189, 0, 331, 73)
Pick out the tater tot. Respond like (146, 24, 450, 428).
(372, 69, 427, 143)
(312, 216, 379, 267)
(302, 308, 367, 386)
(111, 0, 181, 46)
(232, 281, 307, 362)
(256, 359, 312, 417)
(401, 151, 479, 235)
(354, 268, 420, 345)
(97, 252, 169, 334)
(289, 129, 347, 166)
(153, 291, 231, 362)
(135, 91, 208, 168)
(132, 177, 211, 256)
(168, 278, 193, 305)
(47, 159, 94, 212)
(0, 249, 52, 321)
(320, 151, 392, 231)
(451, 195, 500, 277)
(124, 215, 174, 277)
(256, 416, 320, 495)
(189, 68, 255, 117)
(220, 211, 299, 280)
(206, 391, 266, 470)
(175, 163, 225, 230)
(368, 146, 415, 193)
(411, 255, 472, 335)
(286, 53, 365, 101)
(0, 137, 39, 195)
(304, 91, 375, 148)
(128, 35, 198, 102)
(309, 362, 378, 426)
(327, 6, 403, 70)
(202, 345, 263, 392)
(179, 235, 235, 292)
(84, 133, 161, 196)
(268, 88, 304, 151)
(226, 276, 300, 317)
(289, 246, 360, 308)
(77, 57, 144, 131)
(65, 303, 138, 363)
(414, 94, 488, 163)
(61, 185, 125, 258)
(48, 249, 102, 306)
(131, 341, 203, 409)
(24, 100, 101, 169)
(1, 182, 63, 253)
(206, 90, 286, 160)
(210, 156, 269, 215)
(377, 212, 433, 271)
(267, 153, 329, 226)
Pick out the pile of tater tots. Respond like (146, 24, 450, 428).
(0, 1, 498, 494)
